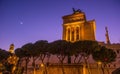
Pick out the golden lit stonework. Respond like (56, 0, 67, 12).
(9, 44, 14, 54)
(8, 44, 19, 74)
(62, 8, 96, 42)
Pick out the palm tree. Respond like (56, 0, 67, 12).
(49, 40, 72, 74)
(92, 46, 117, 74)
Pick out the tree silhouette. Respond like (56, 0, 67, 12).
(73, 40, 99, 74)
(92, 46, 117, 74)
(21, 43, 31, 74)
(34, 40, 49, 74)
(49, 40, 72, 74)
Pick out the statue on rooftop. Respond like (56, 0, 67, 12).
(72, 8, 82, 13)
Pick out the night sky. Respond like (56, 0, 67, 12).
(0, 0, 120, 50)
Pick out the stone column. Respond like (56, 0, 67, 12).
(74, 27, 77, 41)
(62, 25, 66, 40)
(70, 27, 72, 41)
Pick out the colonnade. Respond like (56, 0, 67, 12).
(65, 26, 81, 42)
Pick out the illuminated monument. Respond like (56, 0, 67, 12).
(62, 8, 96, 42)
(61, 9, 120, 74)
(11, 9, 119, 74)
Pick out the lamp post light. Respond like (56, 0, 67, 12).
(33, 63, 44, 74)
(40, 63, 45, 74)
(40, 64, 44, 67)
(97, 61, 102, 74)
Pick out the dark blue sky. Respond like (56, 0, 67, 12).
(0, 0, 120, 50)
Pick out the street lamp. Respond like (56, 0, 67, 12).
(40, 64, 44, 67)
(97, 61, 102, 74)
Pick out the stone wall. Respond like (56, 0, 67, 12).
(26, 64, 117, 74)
(36, 64, 83, 74)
